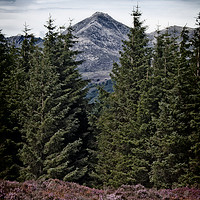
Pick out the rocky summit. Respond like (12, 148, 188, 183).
(68, 12, 129, 83)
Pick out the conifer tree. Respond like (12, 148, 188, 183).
(149, 25, 199, 188)
(20, 24, 36, 72)
(19, 46, 61, 180)
(0, 30, 21, 180)
(96, 6, 151, 187)
(135, 29, 167, 187)
(43, 15, 58, 66)
(19, 18, 91, 183)
(43, 20, 90, 183)
(186, 13, 200, 185)
(149, 28, 184, 188)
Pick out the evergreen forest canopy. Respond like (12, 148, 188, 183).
(0, 7, 200, 189)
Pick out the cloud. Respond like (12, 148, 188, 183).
(0, 0, 38, 8)
(0, 0, 16, 2)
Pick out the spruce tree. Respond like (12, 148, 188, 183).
(149, 28, 186, 188)
(0, 30, 21, 180)
(19, 18, 91, 184)
(186, 13, 200, 185)
(19, 47, 60, 180)
(149, 24, 200, 188)
(20, 23, 36, 72)
(43, 15, 58, 66)
(43, 21, 90, 183)
(96, 6, 151, 187)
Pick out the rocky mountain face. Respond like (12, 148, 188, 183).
(6, 12, 195, 85)
(68, 12, 130, 83)
(148, 25, 195, 47)
(7, 35, 43, 48)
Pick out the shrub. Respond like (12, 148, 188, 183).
(0, 179, 199, 199)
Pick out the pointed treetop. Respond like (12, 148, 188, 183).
(23, 23, 31, 36)
(132, 5, 142, 18)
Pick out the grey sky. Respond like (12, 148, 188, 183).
(0, 0, 199, 37)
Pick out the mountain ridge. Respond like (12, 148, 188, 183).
(69, 11, 129, 83)
(6, 12, 195, 84)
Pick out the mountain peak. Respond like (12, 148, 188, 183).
(72, 11, 129, 36)
(68, 12, 129, 82)
(91, 12, 111, 19)
(92, 11, 109, 16)
(73, 12, 127, 29)
(90, 11, 118, 25)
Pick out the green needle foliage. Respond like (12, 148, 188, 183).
(151, 18, 200, 188)
(95, 6, 152, 187)
(186, 13, 200, 185)
(95, 10, 200, 189)
(149, 28, 183, 189)
(0, 30, 21, 180)
(18, 17, 91, 183)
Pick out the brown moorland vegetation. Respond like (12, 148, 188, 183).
(0, 179, 200, 200)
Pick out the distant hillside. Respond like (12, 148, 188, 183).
(7, 35, 43, 48)
(148, 25, 195, 47)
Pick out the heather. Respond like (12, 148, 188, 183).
(0, 179, 200, 200)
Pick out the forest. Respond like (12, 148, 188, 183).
(0, 6, 200, 199)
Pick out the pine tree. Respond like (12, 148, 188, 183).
(43, 21, 90, 183)
(96, 6, 152, 187)
(138, 28, 167, 150)
(18, 18, 60, 180)
(88, 86, 110, 187)
(20, 23, 36, 72)
(43, 15, 58, 66)
(149, 24, 200, 188)
(186, 13, 200, 185)
(149, 28, 187, 188)
(0, 30, 21, 180)
(19, 47, 60, 180)
(19, 18, 91, 184)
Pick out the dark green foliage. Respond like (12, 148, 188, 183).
(0, 17, 92, 185)
(20, 24, 36, 72)
(1, 9, 199, 190)
(19, 48, 59, 180)
(149, 24, 200, 188)
(186, 13, 200, 185)
(94, 10, 200, 189)
(43, 15, 58, 65)
(95, 6, 152, 187)
(0, 30, 21, 180)
(18, 17, 91, 184)
(149, 29, 184, 189)
(43, 21, 90, 183)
